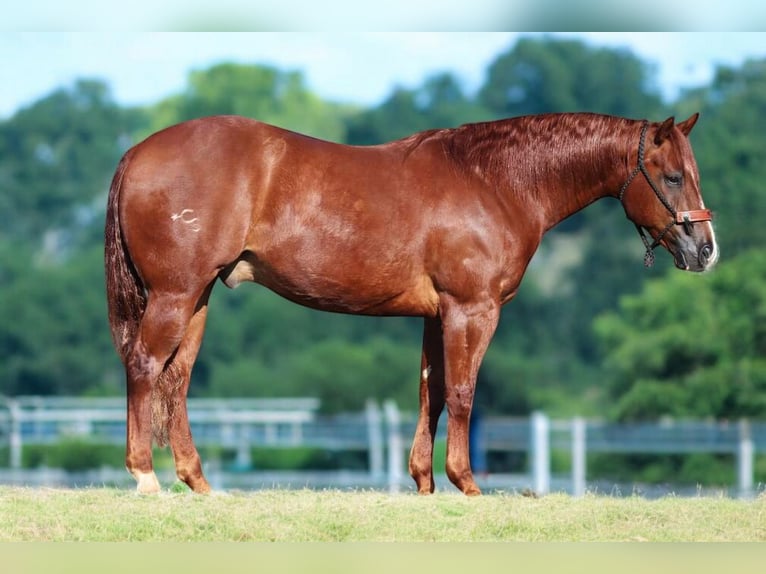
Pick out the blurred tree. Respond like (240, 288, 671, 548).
(345, 72, 493, 145)
(676, 58, 766, 258)
(0, 79, 144, 249)
(0, 245, 118, 396)
(594, 249, 766, 421)
(197, 285, 422, 412)
(479, 37, 664, 119)
(146, 62, 349, 142)
(202, 333, 420, 413)
(562, 203, 676, 366)
(0, 80, 142, 397)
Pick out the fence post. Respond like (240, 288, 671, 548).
(235, 425, 252, 470)
(531, 411, 550, 495)
(383, 400, 404, 494)
(9, 399, 22, 470)
(738, 419, 754, 499)
(571, 416, 586, 497)
(366, 400, 384, 483)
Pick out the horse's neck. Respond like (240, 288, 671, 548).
(534, 136, 629, 231)
(450, 115, 636, 231)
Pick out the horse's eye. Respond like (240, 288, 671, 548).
(664, 173, 683, 187)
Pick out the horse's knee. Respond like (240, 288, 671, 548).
(445, 383, 474, 418)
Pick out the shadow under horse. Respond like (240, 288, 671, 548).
(104, 112, 718, 495)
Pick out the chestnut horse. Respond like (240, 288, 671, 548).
(105, 113, 717, 495)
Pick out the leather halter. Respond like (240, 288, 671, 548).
(619, 121, 713, 267)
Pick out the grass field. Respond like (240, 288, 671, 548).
(1, 486, 764, 542)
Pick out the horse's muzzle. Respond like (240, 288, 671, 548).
(676, 242, 717, 272)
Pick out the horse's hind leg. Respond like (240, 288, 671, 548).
(125, 337, 163, 493)
(125, 290, 199, 494)
(408, 316, 446, 494)
(164, 284, 214, 493)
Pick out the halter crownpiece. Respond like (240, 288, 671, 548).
(618, 120, 713, 267)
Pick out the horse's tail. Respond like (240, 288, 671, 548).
(104, 149, 178, 447)
(104, 148, 145, 365)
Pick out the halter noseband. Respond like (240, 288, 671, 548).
(619, 121, 713, 267)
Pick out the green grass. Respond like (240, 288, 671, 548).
(1, 486, 765, 541)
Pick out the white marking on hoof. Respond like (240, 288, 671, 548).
(422, 365, 432, 381)
(170, 208, 201, 232)
(133, 470, 161, 494)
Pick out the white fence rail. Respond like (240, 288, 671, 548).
(0, 397, 763, 497)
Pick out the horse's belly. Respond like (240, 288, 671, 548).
(221, 254, 438, 317)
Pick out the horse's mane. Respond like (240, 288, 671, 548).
(442, 113, 637, 196)
(397, 127, 449, 161)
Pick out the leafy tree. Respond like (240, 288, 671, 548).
(278, 337, 420, 413)
(594, 249, 766, 421)
(203, 332, 420, 413)
(479, 37, 664, 119)
(197, 285, 423, 412)
(676, 58, 766, 257)
(0, 80, 143, 398)
(0, 245, 118, 396)
(146, 63, 349, 142)
(562, 202, 677, 364)
(0, 79, 144, 248)
(345, 72, 493, 145)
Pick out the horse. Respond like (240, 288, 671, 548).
(104, 112, 718, 495)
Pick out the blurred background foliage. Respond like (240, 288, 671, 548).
(1, 36, 764, 425)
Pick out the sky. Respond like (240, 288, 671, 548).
(1, 32, 766, 120)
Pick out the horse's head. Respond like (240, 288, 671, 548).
(619, 114, 718, 272)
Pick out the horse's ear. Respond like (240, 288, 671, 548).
(676, 112, 699, 136)
(654, 116, 675, 145)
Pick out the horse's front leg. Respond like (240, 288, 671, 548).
(409, 316, 446, 494)
(440, 297, 500, 496)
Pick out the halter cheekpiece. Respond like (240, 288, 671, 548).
(618, 120, 713, 267)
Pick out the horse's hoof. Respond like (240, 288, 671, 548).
(190, 481, 212, 494)
(177, 472, 211, 494)
(134, 471, 161, 494)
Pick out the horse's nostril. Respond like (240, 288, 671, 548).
(699, 244, 713, 267)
